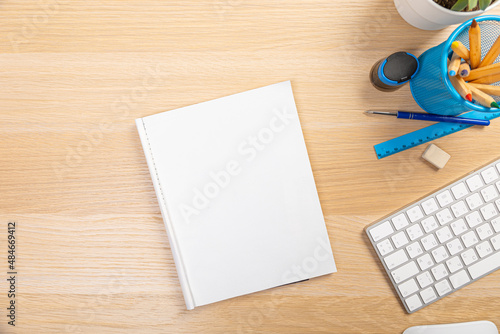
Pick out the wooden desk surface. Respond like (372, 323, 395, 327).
(2, 1, 500, 333)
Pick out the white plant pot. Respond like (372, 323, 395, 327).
(394, 0, 500, 30)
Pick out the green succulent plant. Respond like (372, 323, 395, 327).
(451, 0, 492, 11)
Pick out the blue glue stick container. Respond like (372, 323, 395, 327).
(370, 51, 419, 92)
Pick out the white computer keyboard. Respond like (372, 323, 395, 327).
(366, 158, 500, 313)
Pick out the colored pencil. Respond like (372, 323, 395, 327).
(467, 83, 500, 108)
(459, 62, 471, 77)
(449, 75, 472, 102)
(479, 35, 500, 67)
(448, 52, 461, 76)
(451, 41, 470, 60)
(464, 62, 500, 81)
(469, 72, 500, 84)
(469, 83, 500, 96)
(469, 19, 481, 69)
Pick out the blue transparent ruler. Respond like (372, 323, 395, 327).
(374, 110, 500, 159)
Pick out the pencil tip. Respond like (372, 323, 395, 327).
(466, 94, 472, 102)
(449, 70, 456, 76)
(492, 102, 499, 108)
(471, 19, 478, 28)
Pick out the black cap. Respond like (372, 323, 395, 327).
(382, 52, 419, 84)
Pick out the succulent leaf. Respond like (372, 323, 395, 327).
(479, 0, 492, 10)
(469, 0, 479, 9)
(451, 0, 469, 11)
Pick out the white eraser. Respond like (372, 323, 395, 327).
(422, 144, 451, 169)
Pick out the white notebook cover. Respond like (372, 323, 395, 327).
(135, 81, 336, 309)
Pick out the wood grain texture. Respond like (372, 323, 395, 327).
(1, 0, 500, 332)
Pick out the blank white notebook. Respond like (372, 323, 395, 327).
(135, 81, 336, 309)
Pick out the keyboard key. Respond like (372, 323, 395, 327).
(446, 256, 463, 273)
(496, 198, 500, 212)
(420, 287, 437, 304)
(466, 211, 483, 228)
(392, 261, 419, 284)
(405, 294, 422, 312)
(466, 175, 484, 192)
(450, 219, 468, 236)
(492, 218, 500, 233)
(398, 278, 419, 298)
(406, 242, 423, 259)
(392, 231, 409, 248)
(476, 223, 494, 240)
(407, 206, 424, 223)
(451, 182, 469, 200)
(370, 221, 394, 242)
(417, 253, 434, 271)
(421, 216, 439, 233)
(466, 193, 484, 210)
(422, 198, 439, 215)
(416, 271, 434, 288)
(461, 248, 479, 266)
(406, 224, 424, 241)
(476, 240, 494, 258)
(436, 226, 453, 243)
(480, 203, 498, 221)
(385, 249, 409, 270)
(481, 167, 498, 184)
(451, 201, 468, 218)
(434, 279, 452, 296)
(446, 238, 464, 255)
(449, 270, 470, 289)
(468, 251, 500, 279)
(481, 185, 498, 202)
(432, 246, 449, 263)
(392, 214, 409, 230)
(462, 231, 479, 248)
(377, 239, 394, 256)
(436, 208, 453, 225)
(491, 235, 500, 251)
(436, 190, 453, 207)
(421, 234, 438, 251)
(431, 263, 448, 281)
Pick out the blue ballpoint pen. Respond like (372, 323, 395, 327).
(365, 110, 490, 126)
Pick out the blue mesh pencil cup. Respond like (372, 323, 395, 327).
(410, 15, 500, 116)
